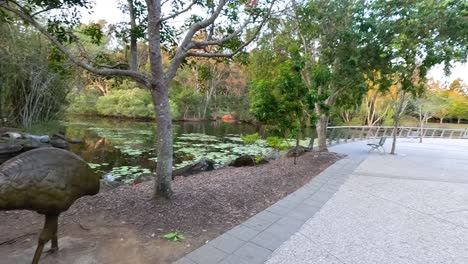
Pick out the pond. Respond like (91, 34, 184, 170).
(58, 116, 313, 183)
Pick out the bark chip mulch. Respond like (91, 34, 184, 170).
(0, 151, 343, 264)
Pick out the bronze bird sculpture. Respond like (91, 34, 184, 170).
(0, 147, 100, 264)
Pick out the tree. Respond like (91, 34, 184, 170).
(449, 93, 468, 124)
(367, 0, 468, 154)
(0, 21, 72, 127)
(293, 0, 374, 151)
(412, 90, 447, 143)
(1, 0, 276, 198)
(249, 50, 319, 161)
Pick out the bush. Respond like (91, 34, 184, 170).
(241, 133, 261, 145)
(67, 89, 99, 115)
(93, 89, 179, 119)
(266, 136, 289, 150)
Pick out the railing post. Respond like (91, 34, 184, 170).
(398, 127, 404, 137)
(406, 128, 412, 138)
(329, 128, 336, 145)
(360, 126, 365, 139)
(449, 130, 454, 139)
(440, 129, 445, 138)
(383, 127, 388, 137)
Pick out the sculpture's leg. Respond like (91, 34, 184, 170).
(31, 214, 57, 264)
(49, 214, 59, 253)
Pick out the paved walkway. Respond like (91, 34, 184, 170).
(177, 138, 468, 264)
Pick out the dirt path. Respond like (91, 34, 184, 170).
(0, 152, 342, 264)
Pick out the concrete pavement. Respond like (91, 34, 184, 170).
(266, 138, 468, 264)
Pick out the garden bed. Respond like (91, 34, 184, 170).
(0, 151, 342, 264)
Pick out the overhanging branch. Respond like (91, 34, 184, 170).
(0, 2, 150, 86)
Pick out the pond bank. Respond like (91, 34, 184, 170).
(0, 151, 342, 264)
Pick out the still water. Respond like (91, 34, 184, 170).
(61, 116, 311, 183)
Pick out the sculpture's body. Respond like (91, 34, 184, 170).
(0, 147, 100, 264)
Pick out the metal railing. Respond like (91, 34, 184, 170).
(325, 126, 468, 145)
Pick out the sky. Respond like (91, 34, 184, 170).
(80, 0, 467, 85)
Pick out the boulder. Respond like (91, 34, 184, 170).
(286, 145, 310, 158)
(1, 132, 22, 140)
(51, 139, 69, 149)
(264, 150, 284, 161)
(51, 133, 67, 141)
(24, 134, 50, 143)
(0, 143, 22, 155)
(229, 155, 256, 167)
(172, 158, 215, 178)
(0, 143, 23, 164)
(22, 141, 50, 151)
(133, 173, 155, 184)
(67, 138, 83, 144)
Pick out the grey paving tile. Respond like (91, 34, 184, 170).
(266, 204, 293, 216)
(186, 244, 226, 264)
(173, 257, 197, 264)
(233, 242, 272, 264)
(226, 224, 260, 241)
(251, 230, 286, 251)
(264, 221, 302, 241)
(274, 198, 301, 210)
(276, 216, 305, 230)
(309, 190, 335, 203)
(218, 254, 251, 264)
(208, 233, 245, 254)
(287, 203, 322, 221)
(243, 212, 280, 231)
(254, 210, 283, 221)
(302, 197, 325, 208)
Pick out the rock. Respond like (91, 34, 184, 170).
(51, 133, 67, 141)
(1, 132, 22, 140)
(25, 134, 50, 143)
(0, 143, 22, 155)
(0, 143, 23, 164)
(22, 141, 50, 151)
(51, 139, 69, 149)
(67, 138, 83, 144)
(133, 173, 155, 184)
(100, 179, 121, 191)
(286, 145, 310, 158)
(172, 158, 215, 178)
(229, 155, 256, 167)
(264, 150, 284, 161)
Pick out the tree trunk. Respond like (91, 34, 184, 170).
(316, 114, 328, 152)
(418, 104, 423, 143)
(151, 84, 173, 199)
(294, 126, 300, 165)
(440, 118, 444, 124)
(128, 0, 138, 71)
(458, 118, 461, 124)
(390, 90, 406, 154)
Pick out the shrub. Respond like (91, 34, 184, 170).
(94, 89, 180, 119)
(241, 133, 261, 145)
(266, 136, 289, 150)
(67, 89, 100, 115)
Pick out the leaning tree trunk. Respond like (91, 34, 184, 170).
(390, 91, 406, 155)
(316, 114, 329, 152)
(151, 83, 173, 199)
